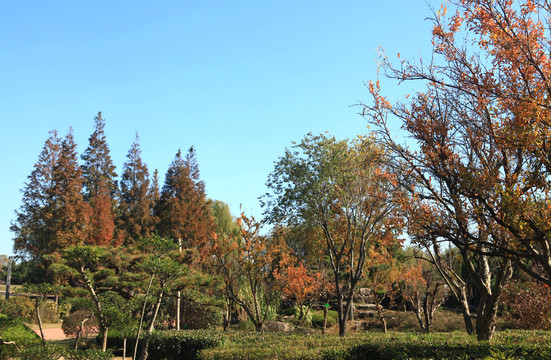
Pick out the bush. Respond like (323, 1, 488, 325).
(502, 279, 551, 330)
(146, 330, 221, 360)
(0, 297, 34, 321)
(310, 310, 338, 329)
(62, 310, 99, 338)
(179, 300, 223, 330)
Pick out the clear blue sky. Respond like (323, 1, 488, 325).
(1, 1, 438, 256)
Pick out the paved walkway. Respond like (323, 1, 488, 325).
(32, 326, 68, 340)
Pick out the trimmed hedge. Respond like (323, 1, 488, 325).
(146, 330, 221, 360)
(341, 342, 551, 360)
(16, 343, 113, 360)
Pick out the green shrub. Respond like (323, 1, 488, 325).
(146, 330, 221, 360)
(180, 299, 223, 330)
(16, 343, 113, 360)
(0, 314, 39, 343)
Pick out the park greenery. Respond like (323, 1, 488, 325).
(2, 0, 551, 359)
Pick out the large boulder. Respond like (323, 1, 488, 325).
(262, 321, 293, 332)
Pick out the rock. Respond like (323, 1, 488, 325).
(263, 321, 293, 332)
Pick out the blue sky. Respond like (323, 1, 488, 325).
(1, 1, 438, 256)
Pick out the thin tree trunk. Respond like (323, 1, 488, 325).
(35, 301, 45, 347)
(133, 274, 155, 360)
(322, 306, 328, 334)
(140, 290, 165, 360)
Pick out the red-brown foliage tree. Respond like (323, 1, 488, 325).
(81, 112, 119, 246)
(119, 133, 158, 245)
(155, 147, 214, 250)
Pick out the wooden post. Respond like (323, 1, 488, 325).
(176, 238, 182, 331)
(5, 256, 12, 300)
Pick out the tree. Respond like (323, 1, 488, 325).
(50, 245, 113, 352)
(155, 147, 214, 250)
(120, 133, 157, 245)
(263, 133, 402, 336)
(210, 214, 276, 331)
(12, 130, 90, 263)
(12, 130, 62, 261)
(364, 0, 551, 288)
(81, 112, 118, 246)
(399, 260, 448, 334)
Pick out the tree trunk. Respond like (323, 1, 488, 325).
(140, 291, 164, 360)
(133, 274, 155, 360)
(376, 304, 387, 333)
(35, 301, 45, 347)
(337, 295, 346, 337)
(102, 328, 109, 352)
(322, 306, 328, 335)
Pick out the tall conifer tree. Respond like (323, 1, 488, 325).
(81, 112, 118, 246)
(119, 133, 157, 244)
(155, 147, 214, 248)
(12, 129, 90, 261)
(12, 131, 62, 260)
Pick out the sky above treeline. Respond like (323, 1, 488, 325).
(1, 1, 439, 256)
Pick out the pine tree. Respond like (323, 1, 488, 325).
(155, 147, 214, 249)
(81, 112, 118, 246)
(119, 133, 157, 244)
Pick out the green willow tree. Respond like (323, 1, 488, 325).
(262, 133, 402, 337)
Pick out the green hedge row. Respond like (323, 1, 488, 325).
(323, 343, 551, 360)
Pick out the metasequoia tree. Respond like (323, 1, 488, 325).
(81, 112, 119, 246)
(155, 147, 214, 250)
(365, 0, 551, 287)
(263, 133, 402, 336)
(12, 130, 90, 262)
(210, 214, 276, 332)
(120, 133, 157, 245)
